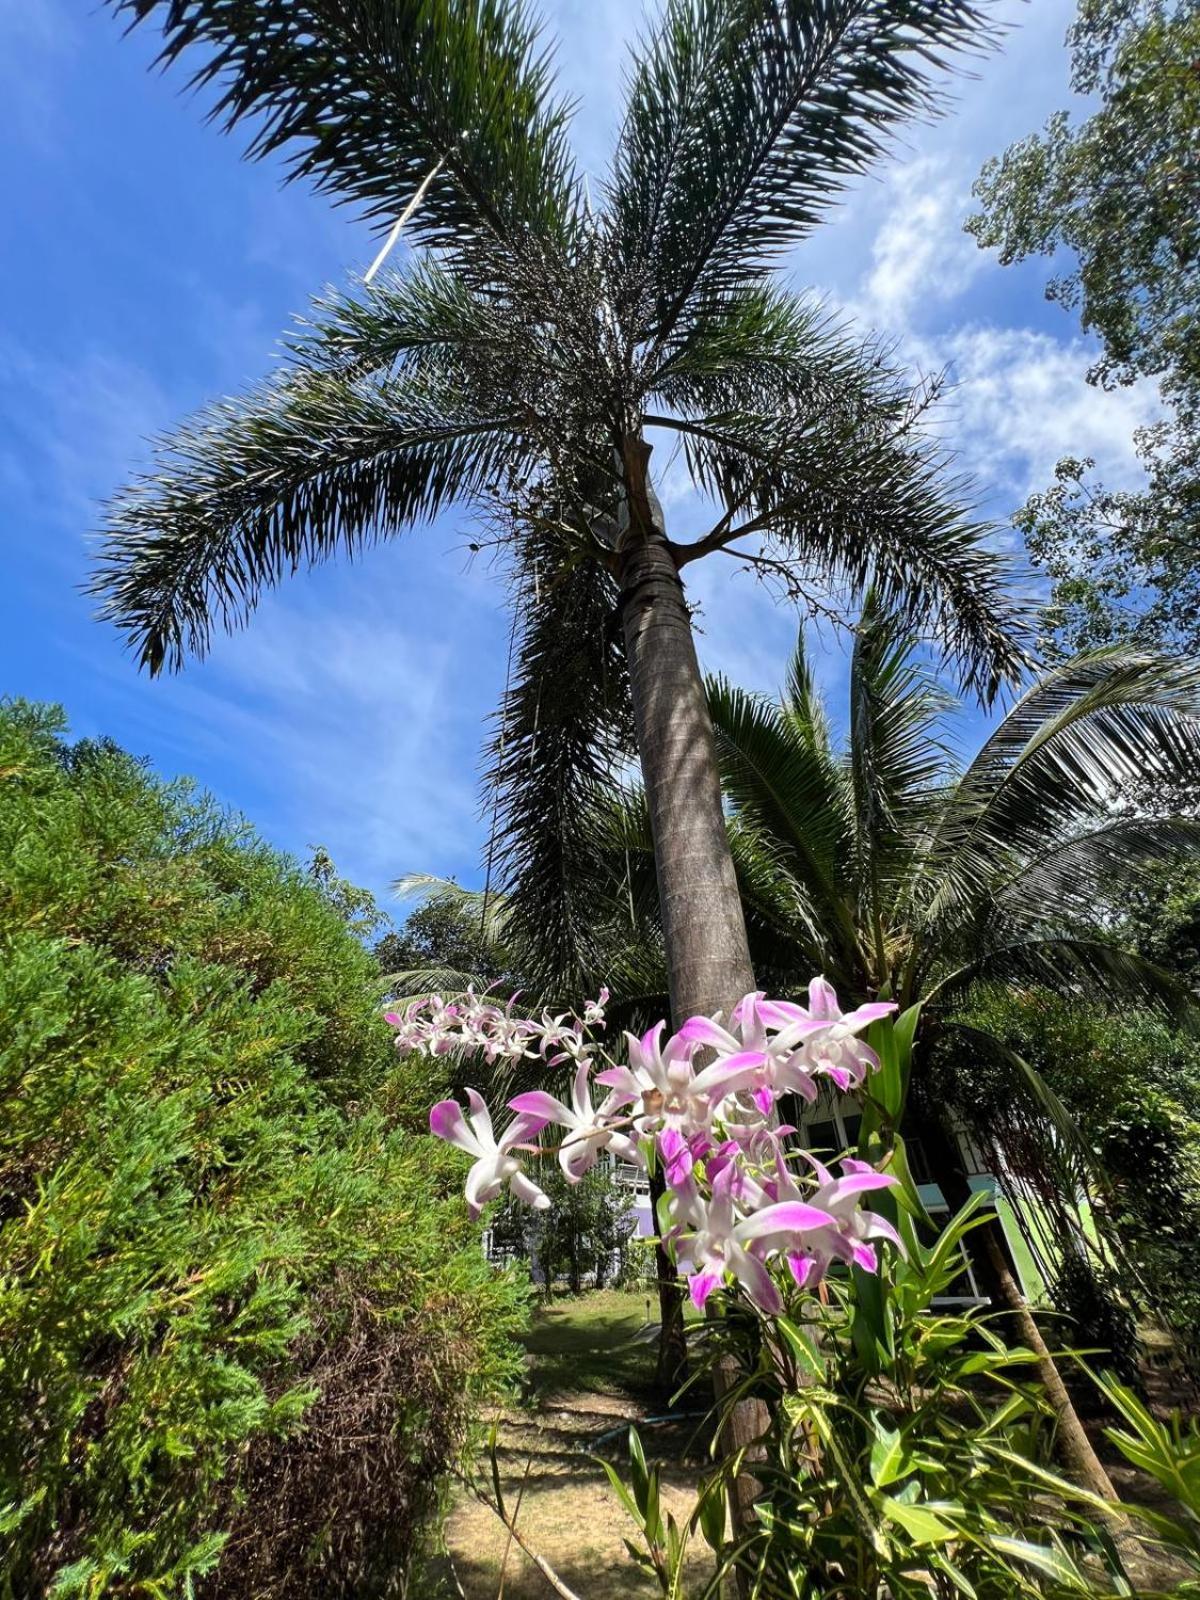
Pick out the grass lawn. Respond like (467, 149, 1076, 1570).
(522, 1286, 698, 1404)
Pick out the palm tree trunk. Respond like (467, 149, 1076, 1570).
(617, 437, 767, 1564)
(976, 1226, 1119, 1503)
(616, 441, 754, 1020)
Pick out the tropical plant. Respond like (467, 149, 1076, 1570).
(615, 1204, 1132, 1598)
(958, 985, 1200, 1375)
(94, 0, 1028, 1041)
(0, 701, 527, 1599)
(1092, 1372, 1200, 1597)
(375, 875, 517, 997)
(490, 1157, 637, 1297)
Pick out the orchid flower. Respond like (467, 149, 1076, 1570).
(791, 1153, 906, 1276)
(408, 978, 905, 1313)
(429, 1089, 549, 1219)
(759, 977, 897, 1091)
(510, 1064, 643, 1182)
(595, 1021, 714, 1133)
(676, 1165, 838, 1314)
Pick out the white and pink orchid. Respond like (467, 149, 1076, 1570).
(428, 1089, 550, 1219)
(510, 1064, 643, 1181)
(399, 975, 904, 1321)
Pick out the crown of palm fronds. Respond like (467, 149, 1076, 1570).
(97, 0, 1028, 981)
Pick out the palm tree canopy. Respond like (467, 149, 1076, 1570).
(697, 607, 1200, 1017)
(96, 0, 1021, 679)
(96, 0, 1031, 990)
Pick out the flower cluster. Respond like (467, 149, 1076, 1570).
(391, 978, 903, 1313)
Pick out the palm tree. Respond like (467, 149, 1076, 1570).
(681, 605, 1200, 1497)
(93, 2, 1029, 1519)
(94, 0, 1026, 1044)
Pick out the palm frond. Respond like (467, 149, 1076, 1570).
(705, 672, 860, 963)
(670, 397, 1030, 700)
(993, 817, 1200, 927)
(105, 0, 581, 268)
(390, 872, 512, 952)
(937, 1019, 1103, 1189)
(919, 650, 1200, 932)
(847, 592, 956, 927)
(610, 0, 995, 342)
(649, 282, 852, 412)
(483, 530, 635, 999)
(377, 962, 504, 1001)
(90, 363, 526, 672)
(725, 815, 837, 985)
(932, 937, 1200, 1032)
(290, 259, 510, 378)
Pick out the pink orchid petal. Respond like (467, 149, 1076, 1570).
(688, 1271, 722, 1310)
(807, 976, 841, 1021)
(509, 1090, 568, 1122)
(827, 1172, 898, 1200)
(737, 1200, 837, 1241)
(851, 1241, 879, 1272)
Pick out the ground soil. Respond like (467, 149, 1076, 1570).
(433, 1289, 711, 1600)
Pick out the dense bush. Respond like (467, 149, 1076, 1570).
(0, 702, 527, 1599)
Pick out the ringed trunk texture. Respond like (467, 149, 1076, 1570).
(617, 535, 755, 1023)
(617, 438, 767, 1568)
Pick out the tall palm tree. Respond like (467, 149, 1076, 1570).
(94, 0, 1026, 1044)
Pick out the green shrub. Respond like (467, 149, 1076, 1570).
(0, 702, 527, 1598)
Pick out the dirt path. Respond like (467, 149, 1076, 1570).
(435, 1291, 712, 1600)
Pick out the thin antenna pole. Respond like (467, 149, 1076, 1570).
(364, 156, 447, 283)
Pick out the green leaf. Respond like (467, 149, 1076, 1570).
(878, 1495, 957, 1546)
(869, 1419, 912, 1488)
(988, 1535, 1094, 1591)
(775, 1315, 826, 1382)
(694, 1474, 727, 1554)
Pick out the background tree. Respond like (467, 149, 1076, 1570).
(374, 874, 515, 995)
(492, 1160, 636, 1298)
(968, 0, 1200, 657)
(95, 0, 1027, 1033)
(949, 984, 1200, 1379)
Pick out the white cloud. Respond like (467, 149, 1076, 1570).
(858, 157, 984, 327)
(931, 325, 1161, 502)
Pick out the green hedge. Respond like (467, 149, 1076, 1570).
(0, 703, 527, 1598)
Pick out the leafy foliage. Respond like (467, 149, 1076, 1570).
(0, 702, 527, 1598)
(969, 0, 1200, 656)
(612, 1200, 1117, 1597)
(102, 0, 582, 267)
(951, 986, 1200, 1370)
(375, 880, 515, 995)
(1093, 1372, 1200, 1595)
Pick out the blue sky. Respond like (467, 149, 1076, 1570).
(0, 0, 1160, 922)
